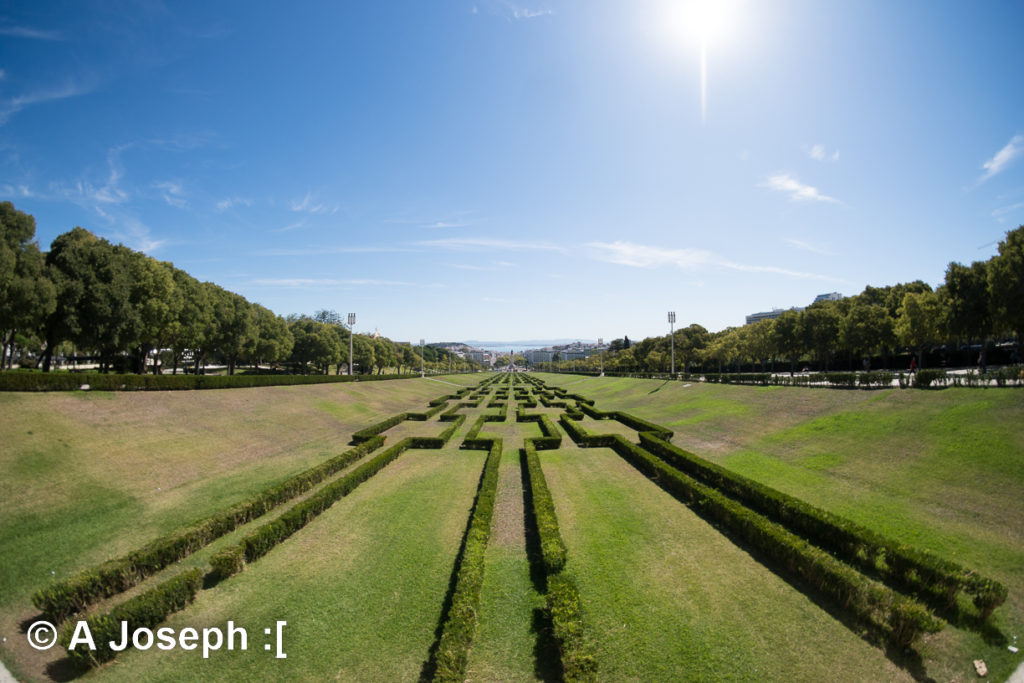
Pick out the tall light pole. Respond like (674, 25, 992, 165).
(420, 338, 425, 377)
(598, 337, 604, 376)
(348, 313, 356, 376)
(668, 311, 676, 376)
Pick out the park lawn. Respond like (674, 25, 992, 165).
(0, 378, 448, 680)
(540, 444, 911, 682)
(536, 374, 1024, 681)
(99, 445, 486, 682)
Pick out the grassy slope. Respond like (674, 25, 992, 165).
(101, 447, 485, 682)
(542, 444, 909, 682)
(0, 378, 453, 680)
(536, 373, 1024, 681)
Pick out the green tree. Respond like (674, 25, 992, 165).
(0, 203, 55, 368)
(943, 260, 991, 365)
(772, 309, 804, 375)
(802, 301, 841, 370)
(988, 225, 1024, 352)
(896, 290, 941, 368)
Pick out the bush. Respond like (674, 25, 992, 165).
(914, 369, 946, 388)
(0, 371, 416, 392)
(432, 439, 503, 682)
(547, 574, 599, 683)
(523, 443, 567, 574)
(62, 568, 203, 666)
(210, 546, 245, 580)
(351, 413, 408, 443)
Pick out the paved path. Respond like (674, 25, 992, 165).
(1008, 660, 1024, 683)
(0, 660, 17, 683)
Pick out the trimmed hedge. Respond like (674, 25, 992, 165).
(210, 546, 245, 580)
(637, 433, 1007, 619)
(0, 371, 414, 392)
(351, 413, 408, 444)
(432, 438, 503, 682)
(547, 574, 599, 683)
(62, 568, 203, 666)
(408, 415, 467, 449)
(523, 442, 567, 573)
(577, 404, 673, 441)
(33, 437, 385, 621)
(599, 432, 944, 645)
(241, 438, 415, 562)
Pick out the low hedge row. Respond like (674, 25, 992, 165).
(432, 438, 503, 682)
(598, 432, 944, 645)
(240, 437, 416, 564)
(62, 568, 204, 666)
(578, 403, 673, 441)
(34, 437, 385, 621)
(407, 415, 466, 449)
(523, 442, 567, 574)
(637, 433, 1007, 619)
(547, 574, 599, 683)
(351, 413, 408, 444)
(0, 371, 412, 392)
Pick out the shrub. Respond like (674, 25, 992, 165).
(210, 546, 245, 580)
(523, 443, 567, 573)
(62, 568, 203, 666)
(432, 439, 503, 682)
(351, 413, 408, 443)
(0, 371, 419, 392)
(547, 574, 598, 683)
(913, 369, 946, 388)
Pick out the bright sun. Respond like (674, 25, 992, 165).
(662, 0, 740, 122)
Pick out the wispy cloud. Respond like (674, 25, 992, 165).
(783, 237, 833, 255)
(992, 201, 1024, 223)
(290, 191, 336, 215)
(272, 220, 306, 233)
(0, 25, 62, 40)
(759, 173, 839, 203)
(153, 181, 186, 208)
(450, 260, 516, 271)
(215, 196, 252, 212)
(424, 220, 468, 229)
(587, 241, 714, 269)
(587, 240, 840, 281)
(416, 237, 565, 252)
(806, 144, 839, 162)
(0, 81, 91, 126)
(251, 278, 419, 287)
(978, 134, 1023, 184)
(91, 145, 131, 204)
(256, 245, 413, 257)
(512, 7, 552, 19)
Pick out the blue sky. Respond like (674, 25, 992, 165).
(2, 0, 1023, 343)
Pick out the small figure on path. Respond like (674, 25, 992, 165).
(909, 356, 917, 374)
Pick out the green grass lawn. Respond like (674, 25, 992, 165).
(3, 373, 1021, 681)
(536, 373, 1024, 681)
(540, 444, 911, 682)
(0, 379, 455, 681)
(99, 446, 486, 682)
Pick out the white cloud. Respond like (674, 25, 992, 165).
(586, 241, 714, 269)
(153, 181, 186, 208)
(586, 240, 840, 281)
(0, 69, 5, 80)
(290, 191, 336, 214)
(759, 173, 839, 203)
(992, 201, 1024, 223)
(513, 7, 552, 19)
(805, 144, 839, 162)
(424, 220, 468, 229)
(0, 81, 90, 126)
(215, 196, 252, 212)
(257, 245, 412, 256)
(0, 25, 62, 40)
(978, 134, 1024, 183)
(91, 145, 131, 204)
(251, 278, 418, 287)
(783, 237, 833, 255)
(272, 220, 306, 232)
(417, 237, 565, 252)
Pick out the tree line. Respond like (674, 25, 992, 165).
(0, 202, 478, 375)
(538, 225, 1024, 374)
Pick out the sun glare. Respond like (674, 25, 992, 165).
(661, 0, 740, 123)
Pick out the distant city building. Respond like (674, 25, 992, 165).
(525, 350, 553, 364)
(745, 292, 844, 325)
(745, 308, 794, 325)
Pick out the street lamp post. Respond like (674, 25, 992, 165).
(347, 313, 356, 376)
(598, 337, 604, 376)
(420, 338, 425, 377)
(668, 311, 676, 376)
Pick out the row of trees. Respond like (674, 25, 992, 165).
(0, 202, 477, 375)
(538, 226, 1024, 374)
